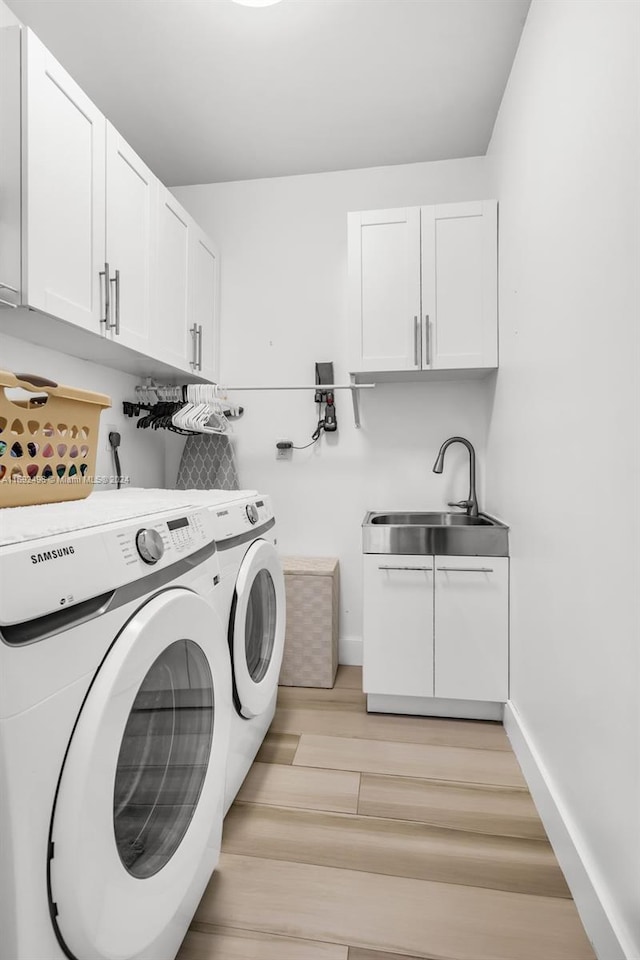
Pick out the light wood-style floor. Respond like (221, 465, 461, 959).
(177, 667, 595, 960)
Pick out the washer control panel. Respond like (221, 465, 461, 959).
(0, 506, 217, 626)
(136, 528, 165, 564)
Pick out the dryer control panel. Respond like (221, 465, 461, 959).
(208, 495, 274, 542)
(0, 506, 217, 626)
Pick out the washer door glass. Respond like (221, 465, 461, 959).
(245, 569, 277, 684)
(114, 639, 213, 879)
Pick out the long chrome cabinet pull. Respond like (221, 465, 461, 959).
(0, 281, 19, 308)
(189, 324, 198, 369)
(99, 262, 110, 330)
(197, 324, 203, 370)
(379, 565, 433, 572)
(437, 566, 494, 573)
(424, 314, 430, 365)
(114, 270, 120, 335)
(413, 315, 419, 366)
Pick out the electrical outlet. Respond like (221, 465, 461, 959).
(276, 440, 293, 461)
(105, 424, 118, 452)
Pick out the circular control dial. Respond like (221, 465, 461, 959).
(246, 503, 259, 525)
(136, 528, 165, 565)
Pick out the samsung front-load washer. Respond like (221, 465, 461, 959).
(0, 492, 231, 960)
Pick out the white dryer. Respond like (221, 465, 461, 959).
(136, 489, 286, 811)
(208, 493, 285, 811)
(0, 493, 231, 960)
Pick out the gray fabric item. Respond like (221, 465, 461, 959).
(176, 433, 239, 491)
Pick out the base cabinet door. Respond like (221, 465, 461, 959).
(434, 556, 509, 702)
(363, 555, 433, 697)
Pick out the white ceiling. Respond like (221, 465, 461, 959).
(6, 0, 530, 186)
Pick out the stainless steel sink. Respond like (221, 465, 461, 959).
(363, 511, 509, 557)
(370, 512, 492, 527)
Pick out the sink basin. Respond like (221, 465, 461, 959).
(371, 512, 492, 527)
(363, 510, 509, 557)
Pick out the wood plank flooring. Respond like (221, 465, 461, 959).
(177, 666, 595, 960)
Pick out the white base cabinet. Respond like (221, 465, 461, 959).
(363, 553, 509, 715)
(434, 557, 509, 702)
(363, 556, 434, 698)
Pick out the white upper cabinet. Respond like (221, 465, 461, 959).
(155, 186, 192, 371)
(23, 29, 106, 332)
(0, 26, 221, 381)
(348, 200, 498, 376)
(421, 201, 498, 369)
(347, 208, 421, 372)
(104, 123, 157, 354)
(189, 224, 220, 382)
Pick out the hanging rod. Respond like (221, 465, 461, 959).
(219, 384, 375, 391)
(218, 382, 375, 428)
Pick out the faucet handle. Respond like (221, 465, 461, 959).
(448, 500, 472, 510)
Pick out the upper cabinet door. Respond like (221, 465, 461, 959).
(189, 224, 220, 382)
(155, 186, 192, 371)
(105, 124, 157, 354)
(24, 30, 106, 332)
(348, 208, 421, 372)
(421, 201, 498, 370)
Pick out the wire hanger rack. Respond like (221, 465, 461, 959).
(125, 378, 376, 429)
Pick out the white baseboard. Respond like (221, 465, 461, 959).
(368, 693, 503, 721)
(338, 636, 362, 666)
(504, 701, 635, 960)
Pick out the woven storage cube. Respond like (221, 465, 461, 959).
(280, 556, 339, 688)
(0, 371, 111, 507)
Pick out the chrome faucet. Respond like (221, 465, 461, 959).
(432, 436, 479, 518)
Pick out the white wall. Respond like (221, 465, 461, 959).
(173, 157, 494, 660)
(485, 2, 639, 956)
(0, 331, 166, 490)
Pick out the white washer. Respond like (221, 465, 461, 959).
(0, 493, 232, 960)
(134, 489, 286, 811)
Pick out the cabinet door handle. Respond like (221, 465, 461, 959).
(109, 270, 120, 334)
(189, 324, 198, 369)
(114, 269, 120, 335)
(197, 324, 203, 370)
(437, 566, 494, 573)
(99, 262, 110, 331)
(424, 314, 430, 366)
(413, 315, 420, 366)
(378, 565, 433, 572)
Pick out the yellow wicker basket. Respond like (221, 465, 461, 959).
(0, 371, 112, 507)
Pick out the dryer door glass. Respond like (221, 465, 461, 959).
(245, 569, 277, 683)
(113, 638, 213, 879)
